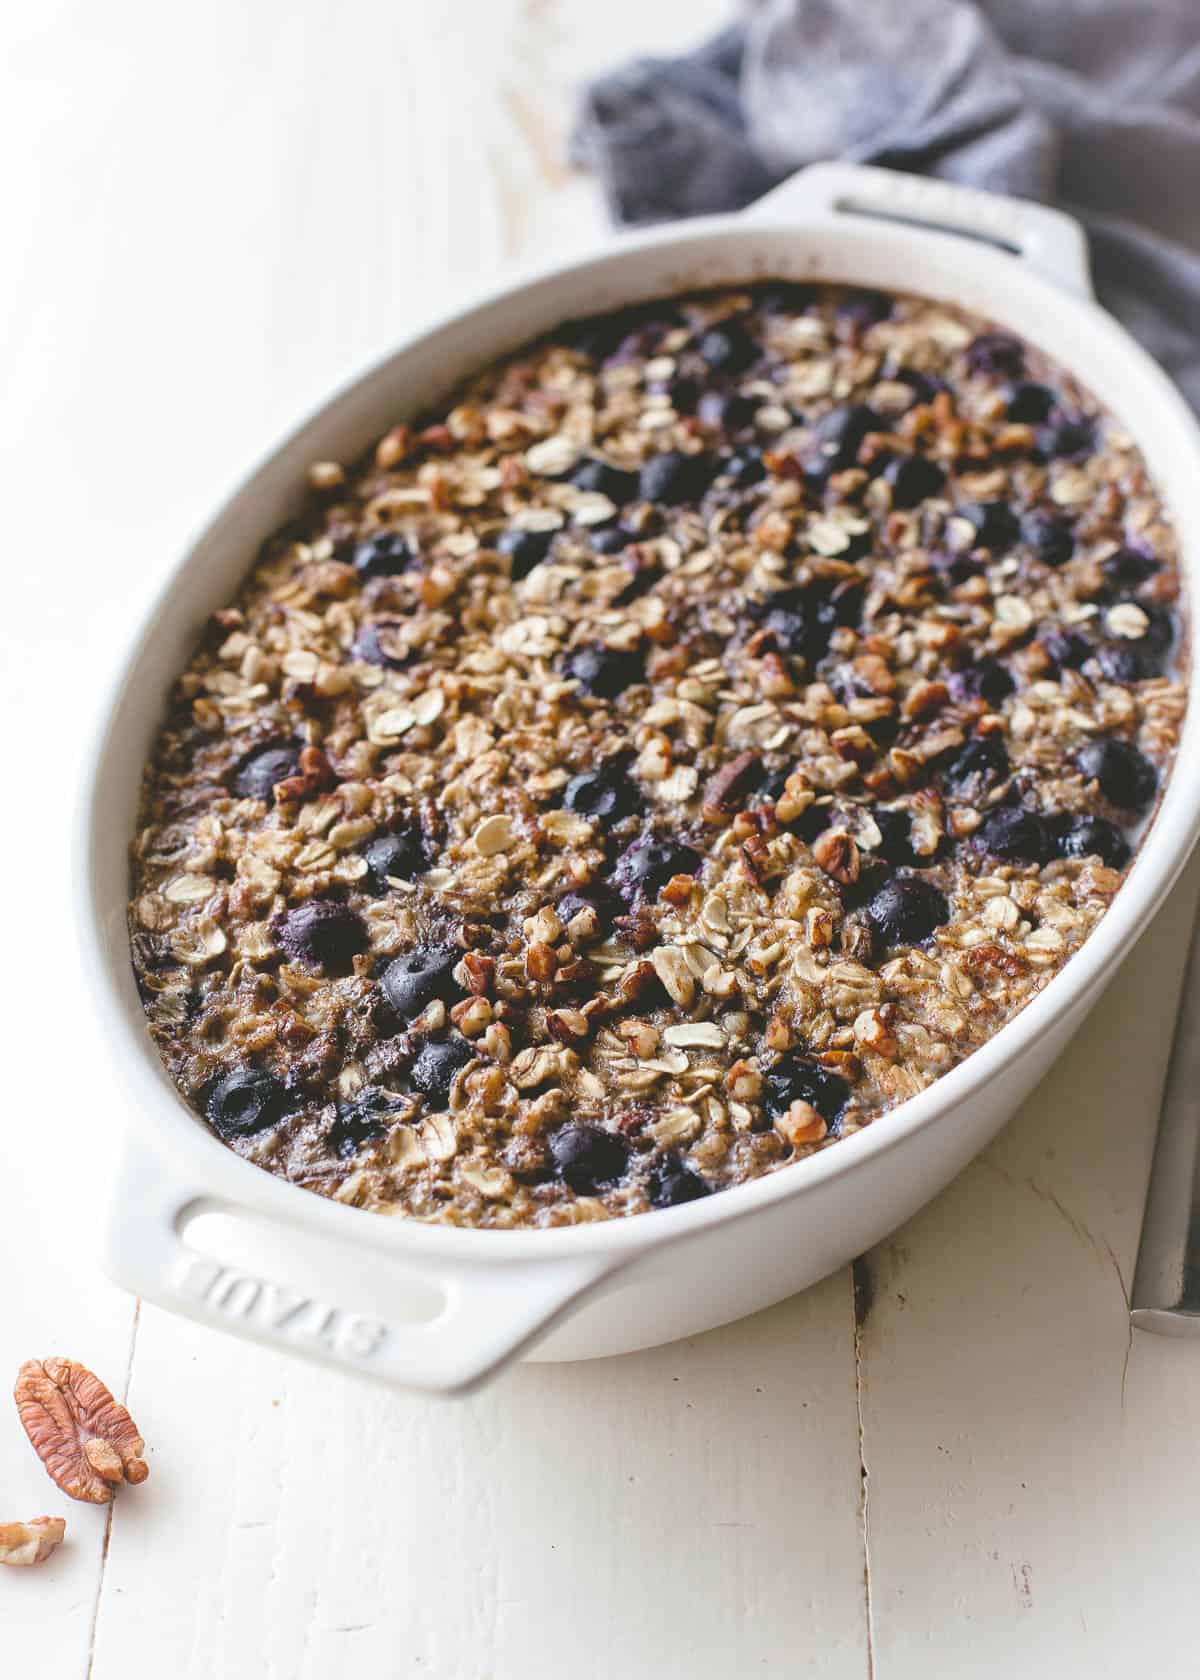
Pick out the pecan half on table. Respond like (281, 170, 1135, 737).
(15, 1358, 149, 1504)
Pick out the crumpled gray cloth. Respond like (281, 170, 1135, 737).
(570, 0, 1200, 408)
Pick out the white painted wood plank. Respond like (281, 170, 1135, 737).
(36, 0, 861, 1675)
(0, 5, 157, 1668)
(858, 851, 1200, 1679)
(91, 1280, 869, 1679)
(9, 0, 1200, 1673)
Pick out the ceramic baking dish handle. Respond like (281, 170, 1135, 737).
(748, 160, 1093, 301)
(106, 1144, 620, 1394)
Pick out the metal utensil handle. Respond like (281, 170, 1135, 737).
(747, 161, 1093, 300)
(1132, 913, 1200, 1335)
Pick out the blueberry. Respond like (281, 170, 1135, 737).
(562, 643, 646, 700)
(327, 1088, 395, 1159)
(757, 281, 820, 315)
(928, 548, 985, 586)
(362, 827, 429, 893)
(838, 289, 893, 331)
(590, 527, 631, 554)
(410, 1036, 474, 1107)
(1005, 382, 1057, 423)
(1022, 511, 1075, 568)
(973, 807, 1054, 865)
(1095, 639, 1166, 682)
(353, 531, 416, 580)
(639, 450, 718, 505)
(206, 1067, 289, 1140)
(1058, 815, 1131, 869)
(571, 457, 640, 504)
(380, 945, 461, 1022)
(351, 620, 409, 668)
(871, 806, 923, 868)
(884, 454, 946, 510)
(764, 1054, 850, 1128)
(612, 835, 703, 904)
(958, 501, 1021, 553)
(1040, 628, 1092, 672)
(1102, 545, 1160, 589)
(890, 367, 942, 405)
(497, 525, 555, 580)
(697, 390, 759, 431)
(557, 885, 620, 935)
(1102, 601, 1169, 678)
(666, 376, 701, 414)
(966, 332, 1026, 379)
(754, 765, 791, 806)
(562, 758, 641, 828)
(866, 715, 903, 751)
(1129, 601, 1176, 658)
(945, 734, 1010, 790)
(792, 801, 837, 843)
(1037, 413, 1097, 460)
(1076, 739, 1157, 810)
(836, 523, 875, 562)
(805, 404, 880, 482)
(721, 448, 767, 489)
(234, 743, 302, 800)
(647, 1154, 712, 1208)
(865, 875, 950, 946)
(758, 583, 848, 667)
(549, 1124, 630, 1194)
(276, 900, 368, 974)
(563, 304, 671, 363)
(949, 658, 1015, 705)
(695, 323, 759, 374)
(562, 311, 626, 360)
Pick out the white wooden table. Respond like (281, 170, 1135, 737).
(5, 3, 1200, 1673)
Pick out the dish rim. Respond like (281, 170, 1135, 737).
(82, 195, 1200, 1266)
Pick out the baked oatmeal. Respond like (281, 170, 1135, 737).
(128, 283, 1187, 1227)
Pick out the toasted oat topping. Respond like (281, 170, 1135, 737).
(128, 284, 1186, 1227)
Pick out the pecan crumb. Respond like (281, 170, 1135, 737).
(701, 751, 761, 822)
(0, 1516, 66, 1568)
(813, 829, 861, 885)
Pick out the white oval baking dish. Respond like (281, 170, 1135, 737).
(82, 162, 1200, 1394)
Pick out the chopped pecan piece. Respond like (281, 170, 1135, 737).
(546, 1007, 590, 1046)
(850, 652, 896, 695)
(741, 834, 770, 884)
(15, 1359, 149, 1504)
(702, 751, 761, 823)
(813, 829, 861, 885)
(374, 424, 413, 470)
(964, 942, 1029, 978)
(525, 941, 558, 982)
(613, 913, 658, 952)
(902, 680, 949, 720)
(776, 1099, 828, 1147)
(461, 952, 495, 995)
(0, 1516, 66, 1568)
(274, 745, 337, 804)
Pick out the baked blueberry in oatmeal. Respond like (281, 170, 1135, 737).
(129, 284, 1187, 1228)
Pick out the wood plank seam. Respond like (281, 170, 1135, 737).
(852, 1260, 877, 1679)
(977, 1156, 1136, 1406)
(84, 1299, 141, 1678)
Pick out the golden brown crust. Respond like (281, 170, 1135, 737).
(127, 285, 1186, 1227)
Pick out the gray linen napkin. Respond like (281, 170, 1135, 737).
(570, 0, 1200, 408)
